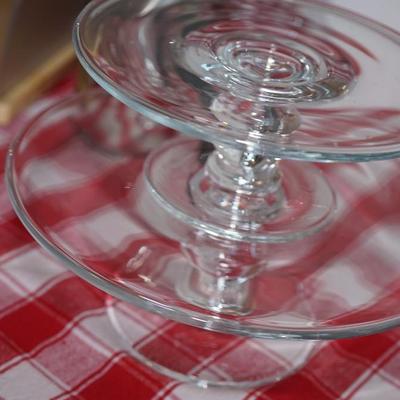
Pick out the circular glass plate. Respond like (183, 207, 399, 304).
(7, 90, 400, 339)
(74, 0, 400, 161)
(144, 137, 336, 243)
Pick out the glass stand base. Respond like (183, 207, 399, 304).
(107, 298, 318, 389)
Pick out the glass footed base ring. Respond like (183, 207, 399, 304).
(107, 298, 318, 388)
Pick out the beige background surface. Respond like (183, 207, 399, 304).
(330, 0, 399, 30)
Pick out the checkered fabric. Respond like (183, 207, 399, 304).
(0, 84, 400, 399)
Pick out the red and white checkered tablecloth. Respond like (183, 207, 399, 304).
(1, 84, 400, 400)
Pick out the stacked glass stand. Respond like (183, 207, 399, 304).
(7, 0, 400, 388)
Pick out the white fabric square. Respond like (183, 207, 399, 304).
(3, 248, 65, 292)
(311, 258, 378, 310)
(80, 312, 149, 352)
(351, 374, 400, 400)
(0, 362, 61, 400)
(166, 384, 246, 400)
(21, 158, 85, 193)
(36, 330, 107, 387)
(0, 276, 21, 313)
(75, 206, 146, 250)
(0, 182, 13, 220)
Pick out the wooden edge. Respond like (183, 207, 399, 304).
(0, 44, 76, 125)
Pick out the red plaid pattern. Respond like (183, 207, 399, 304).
(1, 85, 400, 400)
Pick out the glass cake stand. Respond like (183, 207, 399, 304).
(7, 0, 400, 389)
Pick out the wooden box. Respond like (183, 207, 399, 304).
(0, 0, 89, 124)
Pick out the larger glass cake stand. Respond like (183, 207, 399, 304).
(7, 0, 400, 389)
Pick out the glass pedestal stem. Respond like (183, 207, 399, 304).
(180, 143, 285, 314)
(190, 143, 285, 229)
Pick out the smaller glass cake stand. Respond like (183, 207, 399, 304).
(7, 0, 400, 389)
